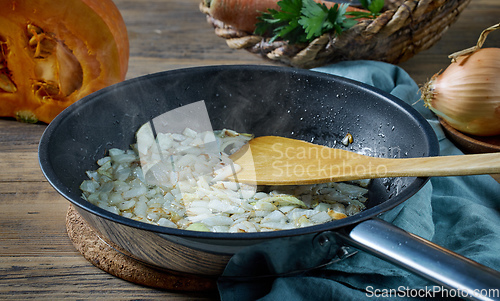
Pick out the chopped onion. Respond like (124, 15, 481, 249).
(80, 127, 370, 232)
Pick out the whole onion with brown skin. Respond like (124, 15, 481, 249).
(422, 24, 500, 137)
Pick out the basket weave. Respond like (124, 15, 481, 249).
(200, 0, 471, 69)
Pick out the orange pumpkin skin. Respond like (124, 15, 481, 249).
(0, 0, 129, 123)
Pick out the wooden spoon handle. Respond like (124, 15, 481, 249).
(271, 152, 500, 184)
(371, 152, 500, 178)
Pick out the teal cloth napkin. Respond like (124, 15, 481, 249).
(218, 61, 500, 301)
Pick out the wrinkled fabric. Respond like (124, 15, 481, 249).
(218, 61, 500, 301)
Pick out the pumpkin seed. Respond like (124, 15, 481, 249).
(27, 24, 55, 58)
(0, 73, 16, 93)
(27, 24, 43, 36)
(34, 81, 60, 98)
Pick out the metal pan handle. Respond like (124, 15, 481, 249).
(337, 218, 500, 301)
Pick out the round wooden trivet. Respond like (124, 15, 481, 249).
(65, 204, 217, 292)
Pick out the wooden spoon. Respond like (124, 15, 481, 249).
(228, 136, 500, 185)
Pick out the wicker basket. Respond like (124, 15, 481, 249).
(200, 0, 471, 69)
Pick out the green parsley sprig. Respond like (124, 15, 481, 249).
(347, 0, 384, 19)
(255, 0, 384, 44)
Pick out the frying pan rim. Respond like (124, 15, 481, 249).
(38, 64, 439, 241)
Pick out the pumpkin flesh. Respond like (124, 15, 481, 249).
(0, 0, 129, 123)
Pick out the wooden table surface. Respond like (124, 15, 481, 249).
(1, 0, 499, 299)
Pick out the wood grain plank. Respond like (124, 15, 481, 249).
(127, 57, 275, 79)
(0, 257, 216, 300)
(0, 120, 46, 152)
(0, 152, 42, 182)
(1, 0, 498, 299)
(0, 181, 74, 255)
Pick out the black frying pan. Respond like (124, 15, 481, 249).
(38, 65, 500, 298)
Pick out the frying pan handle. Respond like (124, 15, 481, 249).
(338, 218, 500, 301)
